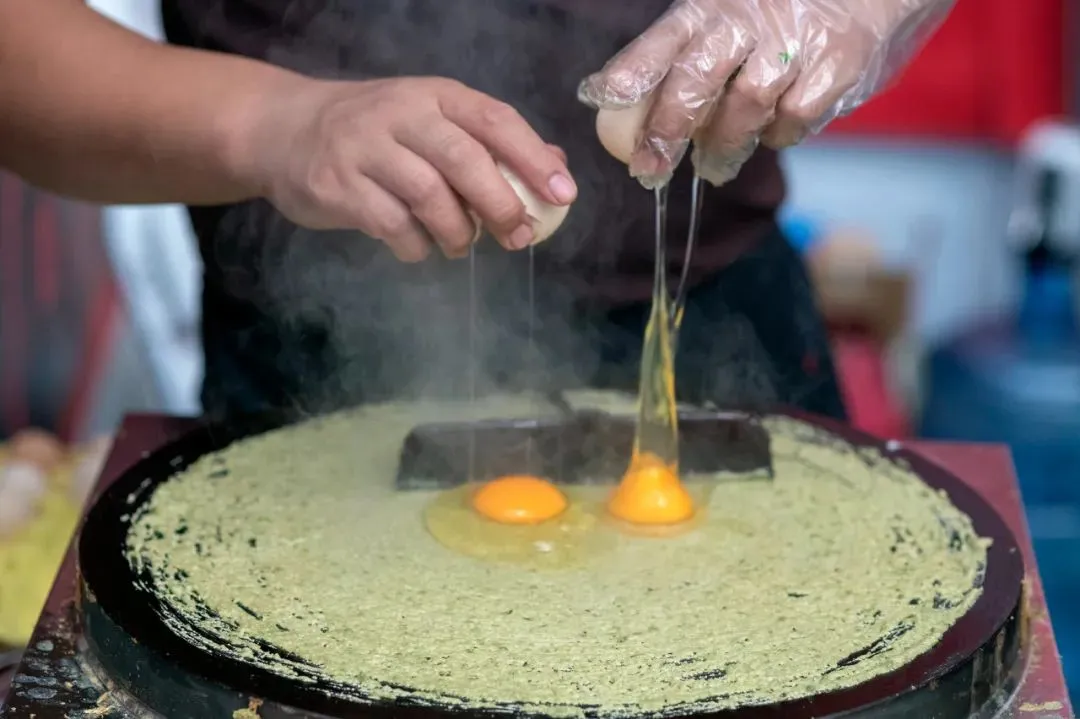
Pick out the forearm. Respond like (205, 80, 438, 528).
(0, 0, 304, 205)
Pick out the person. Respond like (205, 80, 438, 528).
(0, 0, 953, 421)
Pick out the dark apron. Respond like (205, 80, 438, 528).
(161, 0, 844, 421)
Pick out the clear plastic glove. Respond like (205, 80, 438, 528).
(579, 0, 955, 188)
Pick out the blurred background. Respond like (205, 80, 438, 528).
(0, 0, 1077, 702)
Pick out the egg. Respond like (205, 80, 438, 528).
(471, 475, 568, 524)
(608, 452, 695, 525)
(595, 102, 652, 165)
(468, 164, 571, 246)
(425, 482, 615, 569)
(0, 460, 49, 538)
(425, 443, 704, 569)
(9, 428, 64, 474)
(496, 163, 570, 244)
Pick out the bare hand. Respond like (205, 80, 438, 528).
(242, 76, 577, 261)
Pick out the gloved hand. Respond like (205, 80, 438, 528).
(579, 0, 955, 188)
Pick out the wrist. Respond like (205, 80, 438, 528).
(216, 63, 311, 201)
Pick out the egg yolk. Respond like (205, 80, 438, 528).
(607, 452, 695, 525)
(471, 475, 568, 524)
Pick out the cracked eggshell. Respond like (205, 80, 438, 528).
(496, 163, 569, 244)
(595, 102, 652, 166)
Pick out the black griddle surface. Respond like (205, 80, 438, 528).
(76, 409, 1026, 719)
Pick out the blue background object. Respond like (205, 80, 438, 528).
(780, 212, 822, 255)
(921, 264, 1080, 699)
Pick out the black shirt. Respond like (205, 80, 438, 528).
(161, 0, 786, 416)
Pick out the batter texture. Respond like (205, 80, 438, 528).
(126, 392, 989, 717)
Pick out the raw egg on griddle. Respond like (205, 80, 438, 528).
(471, 475, 567, 524)
(424, 475, 615, 569)
(608, 452, 695, 525)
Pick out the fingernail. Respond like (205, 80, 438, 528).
(609, 71, 638, 101)
(548, 173, 577, 204)
(508, 224, 534, 250)
(445, 244, 470, 260)
(630, 151, 662, 181)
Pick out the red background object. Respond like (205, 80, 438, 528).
(916, 443, 1073, 716)
(832, 335, 911, 440)
(0, 172, 121, 442)
(826, 0, 1067, 145)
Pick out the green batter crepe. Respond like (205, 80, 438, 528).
(126, 392, 988, 717)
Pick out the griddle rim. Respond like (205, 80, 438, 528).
(76, 408, 1025, 719)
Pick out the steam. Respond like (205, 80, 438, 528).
(197, 0, 787, 418)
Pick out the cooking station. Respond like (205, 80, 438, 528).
(0, 413, 1074, 719)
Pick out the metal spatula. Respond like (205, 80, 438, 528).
(396, 408, 773, 490)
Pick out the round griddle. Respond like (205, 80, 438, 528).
(77, 410, 1026, 719)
